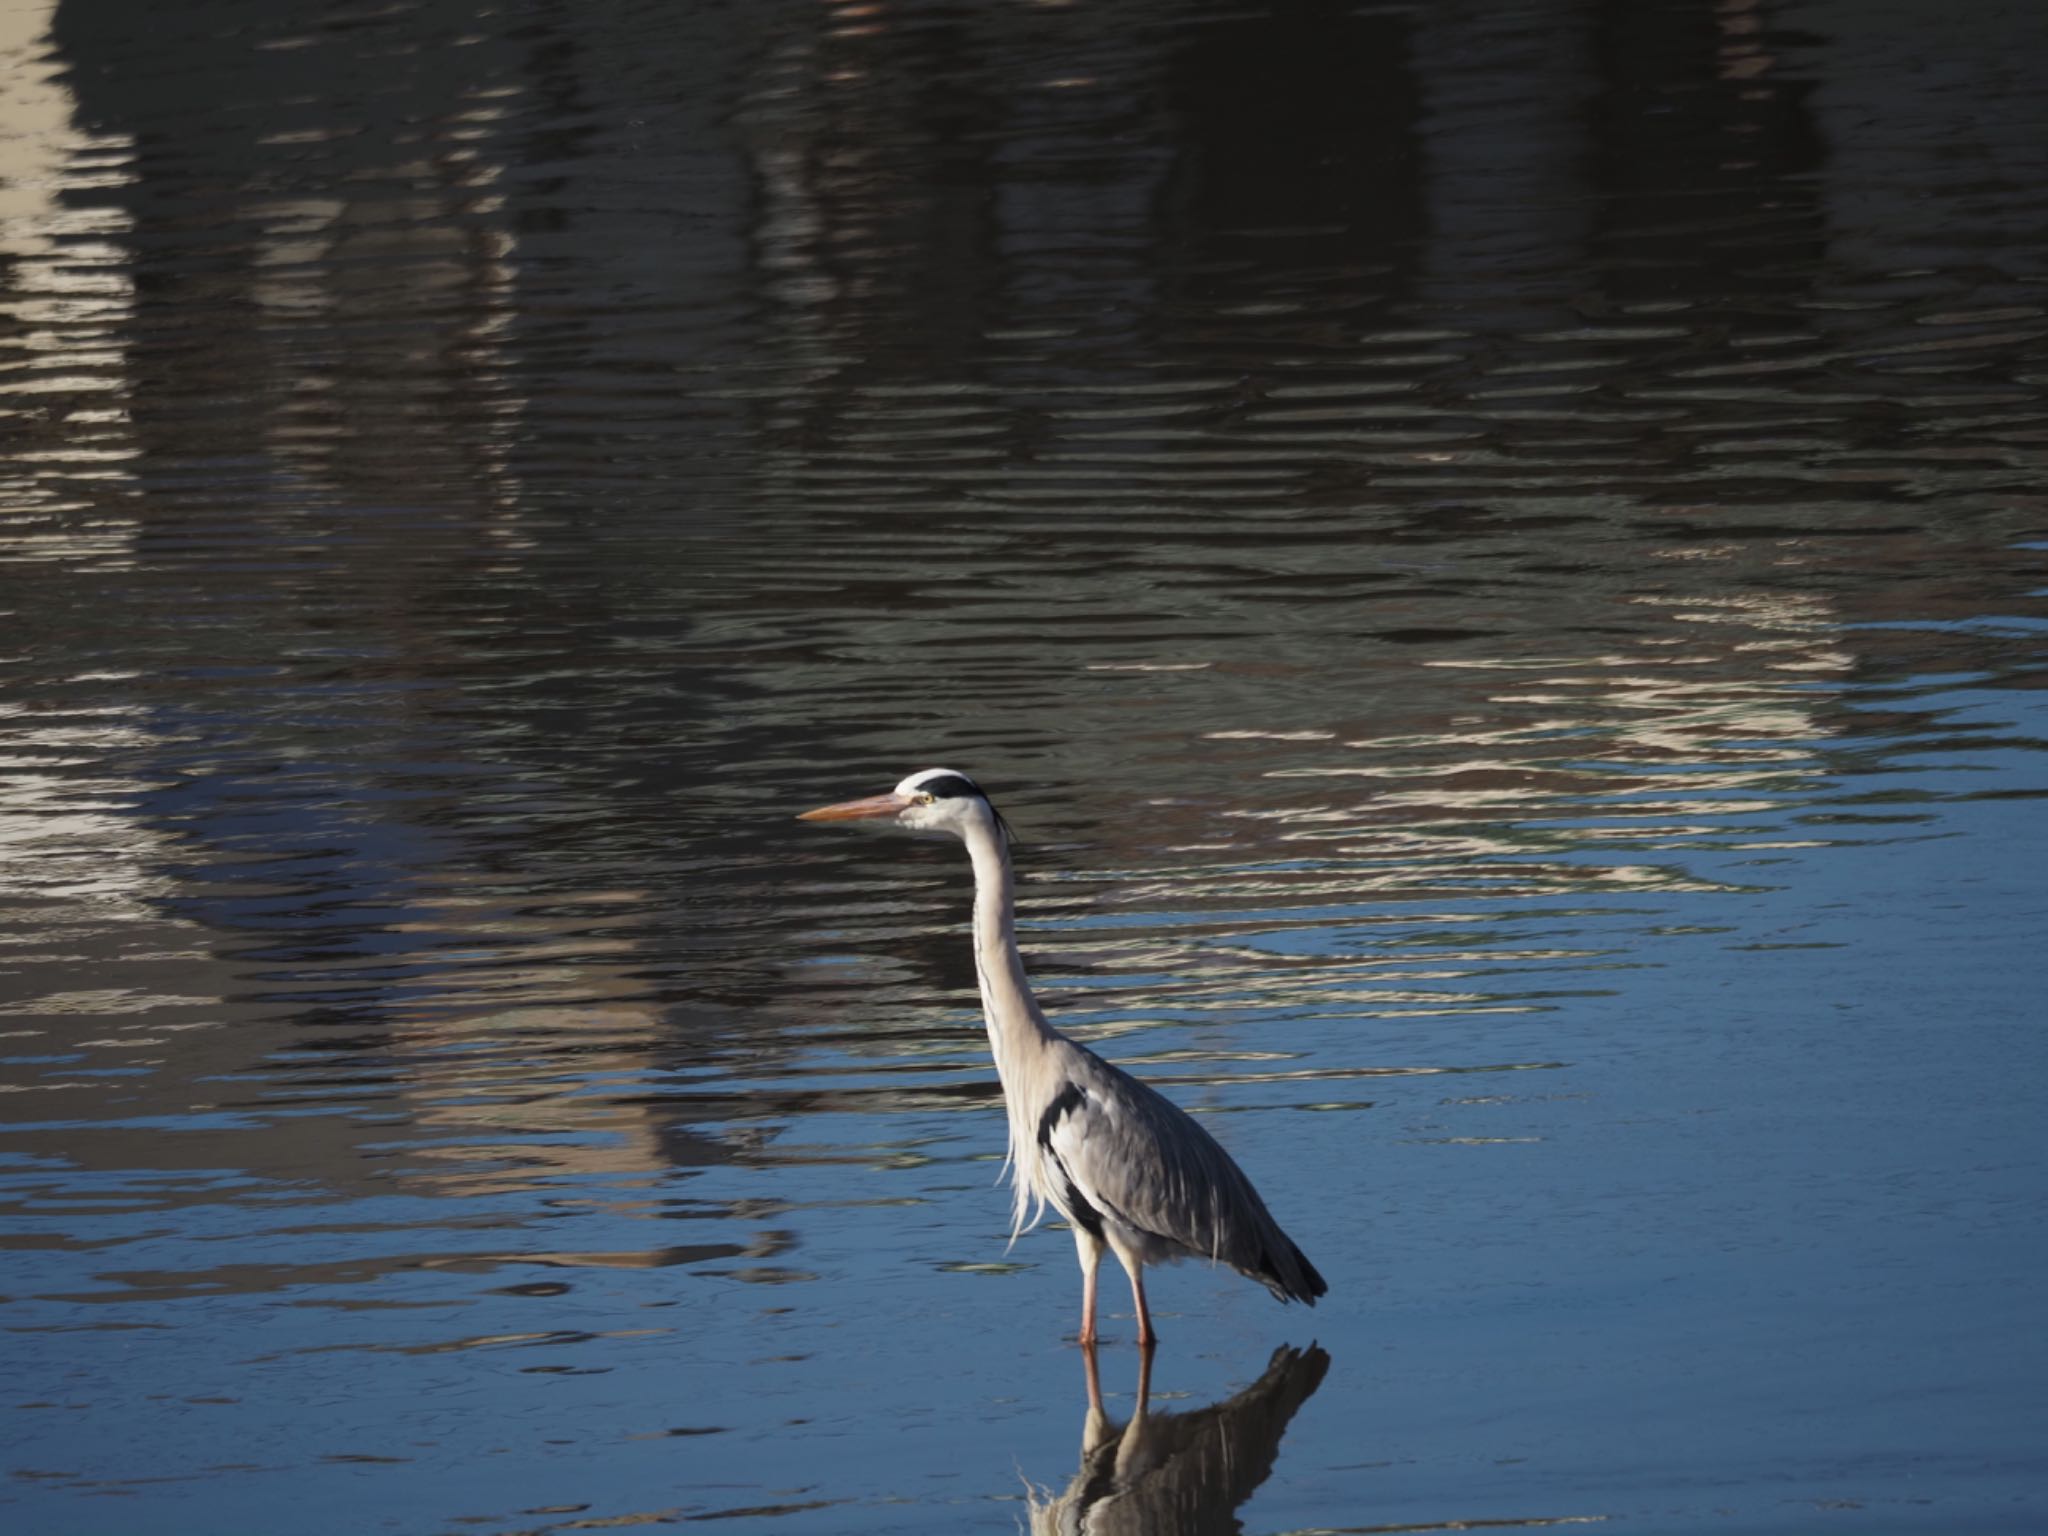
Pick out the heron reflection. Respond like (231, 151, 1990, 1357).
(1029, 1342, 1330, 1535)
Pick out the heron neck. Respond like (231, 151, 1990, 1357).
(963, 818, 1054, 1055)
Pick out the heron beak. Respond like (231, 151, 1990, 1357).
(797, 791, 908, 822)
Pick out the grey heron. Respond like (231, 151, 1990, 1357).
(800, 767, 1326, 1346)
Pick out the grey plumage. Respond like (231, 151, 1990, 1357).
(1034, 1045, 1326, 1305)
(801, 766, 1327, 1344)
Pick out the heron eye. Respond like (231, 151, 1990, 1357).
(917, 792, 936, 805)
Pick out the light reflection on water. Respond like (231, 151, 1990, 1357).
(4, 0, 2048, 1530)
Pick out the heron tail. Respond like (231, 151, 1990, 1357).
(1259, 1236, 1327, 1305)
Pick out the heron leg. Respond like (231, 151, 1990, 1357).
(1102, 1233, 1159, 1348)
(1129, 1263, 1157, 1349)
(1074, 1227, 1105, 1345)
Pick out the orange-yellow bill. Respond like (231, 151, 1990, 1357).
(796, 792, 906, 822)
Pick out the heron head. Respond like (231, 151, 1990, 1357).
(798, 767, 1004, 842)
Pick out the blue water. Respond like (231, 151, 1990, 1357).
(5, 0, 2048, 1530)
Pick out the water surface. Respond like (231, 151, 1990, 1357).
(3, 0, 2046, 1531)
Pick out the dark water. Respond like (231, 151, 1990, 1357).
(4, 0, 2047, 1531)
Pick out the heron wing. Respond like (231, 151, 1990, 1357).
(1037, 1042, 1324, 1302)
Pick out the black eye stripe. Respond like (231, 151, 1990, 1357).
(913, 774, 980, 800)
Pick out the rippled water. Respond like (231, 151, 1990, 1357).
(4, 0, 2047, 1531)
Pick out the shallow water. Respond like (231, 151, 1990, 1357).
(4, 0, 2047, 1531)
